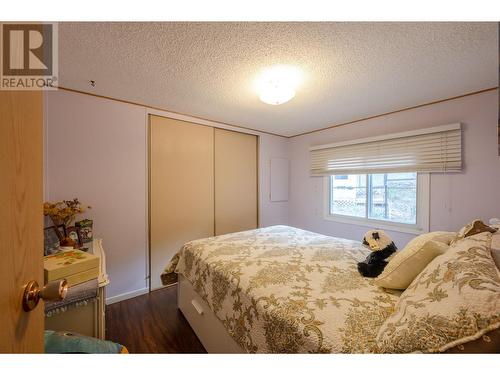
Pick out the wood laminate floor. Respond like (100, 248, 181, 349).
(105, 286, 206, 353)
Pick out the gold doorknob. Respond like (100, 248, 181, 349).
(22, 279, 68, 312)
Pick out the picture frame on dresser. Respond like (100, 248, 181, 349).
(76, 219, 94, 252)
(43, 226, 60, 256)
(66, 226, 81, 248)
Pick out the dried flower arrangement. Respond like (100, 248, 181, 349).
(44, 198, 91, 247)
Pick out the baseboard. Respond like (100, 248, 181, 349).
(150, 282, 178, 292)
(105, 287, 149, 305)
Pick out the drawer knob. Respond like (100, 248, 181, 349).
(191, 299, 204, 315)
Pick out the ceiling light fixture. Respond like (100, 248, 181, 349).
(254, 65, 302, 106)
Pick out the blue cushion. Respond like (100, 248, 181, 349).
(44, 330, 127, 354)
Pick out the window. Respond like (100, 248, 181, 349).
(325, 172, 429, 234)
(334, 175, 348, 180)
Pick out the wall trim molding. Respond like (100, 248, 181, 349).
(106, 287, 149, 305)
(56, 86, 286, 138)
(290, 87, 498, 138)
(56, 85, 498, 139)
(146, 108, 263, 137)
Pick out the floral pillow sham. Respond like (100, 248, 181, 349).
(376, 231, 500, 353)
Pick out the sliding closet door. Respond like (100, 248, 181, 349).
(149, 115, 214, 290)
(214, 129, 258, 236)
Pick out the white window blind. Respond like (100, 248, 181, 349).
(310, 123, 461, 176)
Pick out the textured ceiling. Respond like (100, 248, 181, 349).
(58, 22, 498, 137)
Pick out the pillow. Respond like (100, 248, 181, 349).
(404, 231, 456, 247)
(443, 328, 500, 353)
(489, 224, 500, 270)
(374, 239, 449, 290)
(376, 231, 500, 353)
(373, 231, 455, 290)
(451, 219, 497, 245)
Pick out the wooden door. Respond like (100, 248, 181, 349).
(214, 129, 258, 236)
(149, 115, 214, 290)
(0, 90, 44, 353)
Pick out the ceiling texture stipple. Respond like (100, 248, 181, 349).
(58, 22, 498, 137)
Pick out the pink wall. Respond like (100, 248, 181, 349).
(44, 90, 289, 302)
(288, 90, 500, 248)
(45, 91, 149, 300)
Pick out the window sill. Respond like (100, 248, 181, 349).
(323, 213, 427, 235)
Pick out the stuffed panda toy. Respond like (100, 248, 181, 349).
(357, 230, 397, 278)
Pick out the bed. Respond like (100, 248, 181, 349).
(163, 225, 500, 353)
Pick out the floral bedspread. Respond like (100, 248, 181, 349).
(163, 225, 400, 353)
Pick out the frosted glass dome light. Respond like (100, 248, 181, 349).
(255, 65, 302, 105)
